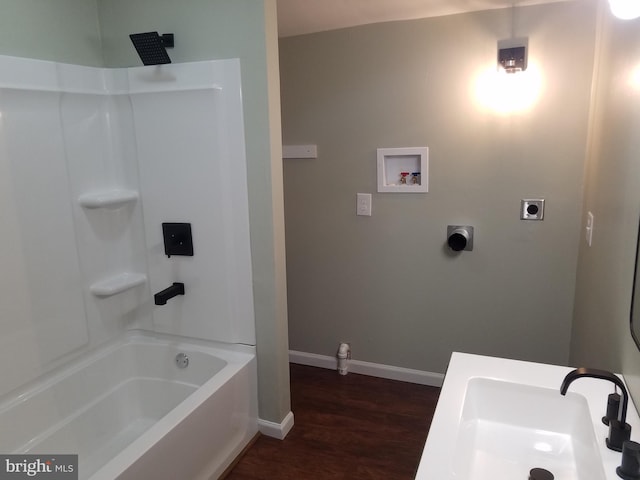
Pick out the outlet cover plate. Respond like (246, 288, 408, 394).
(356, 193, 372, 216)
(521, 199, 545, 220)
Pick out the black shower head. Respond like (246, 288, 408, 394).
(129, 32, 174, 66)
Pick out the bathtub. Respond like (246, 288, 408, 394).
(0, 331, 258, 480)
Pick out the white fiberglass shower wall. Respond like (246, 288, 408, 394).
(130, 62, 255, 344)
(0, 54, 255, 400)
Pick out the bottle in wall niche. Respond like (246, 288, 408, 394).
(337, 343, 351, 375)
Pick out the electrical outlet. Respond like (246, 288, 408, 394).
(356, 193, 372, 216)
(521, 199, 545, 220)
(586, 211, 594, 247)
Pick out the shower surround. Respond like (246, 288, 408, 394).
(0, 55, 257, 478)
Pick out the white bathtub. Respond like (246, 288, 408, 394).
(0, 331, 258, 480)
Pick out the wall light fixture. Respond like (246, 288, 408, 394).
(475, 36, 540, 114)
(609, 0, 640, 19)
(498, 39, 528, 73)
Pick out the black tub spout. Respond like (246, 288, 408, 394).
(154, 282, 185, 305)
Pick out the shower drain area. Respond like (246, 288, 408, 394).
(175, 353, 189, 369)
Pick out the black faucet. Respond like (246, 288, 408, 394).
(560, 367, 631, 452)
(154, 282, 185, 305)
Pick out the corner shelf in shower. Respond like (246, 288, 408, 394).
(90, 272, 147, 297)
(78, 189, 139, 209)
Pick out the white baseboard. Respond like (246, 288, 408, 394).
(289, 350, 444, 387)
(289, 350, 337, 370)
(258, 411, 295, 440)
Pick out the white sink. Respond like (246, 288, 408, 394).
(454, 378, 604, 479)
(415, 353, 640, 480)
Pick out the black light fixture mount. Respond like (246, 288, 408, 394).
(498, 38, 528, 74)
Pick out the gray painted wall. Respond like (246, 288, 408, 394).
(571, 7, 640, 405)
(280, 0, 598, 374)
(0, 0, 103, 66)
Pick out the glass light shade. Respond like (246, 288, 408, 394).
(609, 0, 640, 19)
(474, 62, 542, 115)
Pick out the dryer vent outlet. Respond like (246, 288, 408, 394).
(447, 225, 474, 252)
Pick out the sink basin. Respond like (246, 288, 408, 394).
(414, 353, 635, 480)
(453, 378, 605, 479)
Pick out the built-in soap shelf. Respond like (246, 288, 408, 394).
(78, 189, 139, 209)
(377, 147, 429, 193)
(90, 272, 147, 297)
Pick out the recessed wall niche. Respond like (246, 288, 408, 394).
(376, 147, 429, 193)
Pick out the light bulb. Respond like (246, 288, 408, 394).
(609, 0, 640, 20)
(474, 62, 542, 115)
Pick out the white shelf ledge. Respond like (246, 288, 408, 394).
(78, 189, 139, 209)
(90, 272, 147, 297)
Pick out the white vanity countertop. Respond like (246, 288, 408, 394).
(415, 352, 640, 480)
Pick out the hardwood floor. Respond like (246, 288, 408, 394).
(225, 363, 441, 480)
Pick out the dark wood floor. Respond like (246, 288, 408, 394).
(225, 363, 441, 480)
